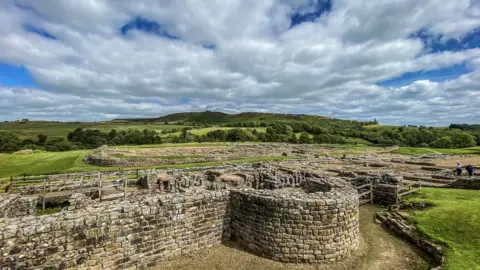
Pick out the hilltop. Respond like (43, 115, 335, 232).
(113, 111, 332, 124)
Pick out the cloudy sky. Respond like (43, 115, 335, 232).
(1, 0, 480, 125)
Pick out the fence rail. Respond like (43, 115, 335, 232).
(3, 170, 154, 209)
(356, 182, 373, 205)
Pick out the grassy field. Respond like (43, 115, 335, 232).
(0, 121, 187, 140)
(408, 188, 480, 270)
(0, 150, 96, 179)
(392, 147, 480, 155)
(0, 149, 294, 181)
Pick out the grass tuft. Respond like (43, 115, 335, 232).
(407, 188, 480, 270)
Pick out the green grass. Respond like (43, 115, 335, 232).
(0, 149, 295, 181)
(345, 137, 371, 144)
(407, 188, 480, 270)
(37, 207, 63, 216)
(0, 150, 98, 179)
(392, 147, 480, 155)
(0, 121, 187, 140)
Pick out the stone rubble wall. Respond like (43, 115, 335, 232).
(447, 178, 480, 190)
(345, 174, 403, 205)
(0, 190, 230, 270)
(230, 183, 359, 263)
(372, 184, 399, 205)
(0, 194, 37, 218)
(376, 211, 444, 267)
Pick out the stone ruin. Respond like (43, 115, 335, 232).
(0, 167, 361, 269)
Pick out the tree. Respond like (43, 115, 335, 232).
(451, 133, 476, 148)
(298, 132, 312, 144)
(44, 138, 76, 152)
(226, 129, 255, 142)
(288, 133, 297, 144)
(37, 134, 48, 145)
(430, 136, 453, 148)
(0, 132, 21, 153)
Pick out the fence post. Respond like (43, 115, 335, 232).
(98, 171, 102, 202)
(136, 169, 139, 180)
(395, 184, 399, 204)
(80, 176, 84, 194)
(370, 182, 373, 204)
(10, 176, 13, 193)
(42, 176, 47, 210)
(123, 172, 127, 200)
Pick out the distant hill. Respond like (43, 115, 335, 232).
(114, 111, 331, 124)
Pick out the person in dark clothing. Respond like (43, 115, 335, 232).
(466, 164, 474, 177)
(456, 162, 462, 176)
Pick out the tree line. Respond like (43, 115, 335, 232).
(0, 121, 479, 153)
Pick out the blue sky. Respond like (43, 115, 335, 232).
(0, 63, 36, 87)
(0, 0, 480, 125)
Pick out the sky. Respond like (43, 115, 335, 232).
(0, 0, 480, 126)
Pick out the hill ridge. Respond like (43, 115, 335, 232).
(113, 111, 331, 124)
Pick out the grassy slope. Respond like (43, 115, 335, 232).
(392, 147, 480, 155)
(0, 148, 293, 180)
(0, 121, 186, 140)
(408, 188, 480, 270)
(0, 150, 94, 179)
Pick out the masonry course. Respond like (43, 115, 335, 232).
(0, 168, 362, 269)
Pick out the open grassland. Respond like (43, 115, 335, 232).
(408, 188, 480, 270)
(0, 121, 187, 140)
(0, 150, 96, 180)
(0, 149, 294, 181)
(391, 147, 480, 155)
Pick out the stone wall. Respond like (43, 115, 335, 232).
(0, 190, 230, 270)
(447, 178, 480, 190)
(0, 194, 37, 218)
(373, 184, 399, 205)
(230, 180, 359, 263)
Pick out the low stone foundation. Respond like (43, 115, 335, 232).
(0, 170, 363, 269)
(0, 194, 37, 218)
(0, 191, 231, 270)
(447, 178, 480, 190)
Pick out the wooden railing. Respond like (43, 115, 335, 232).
(396, 181, 422, 203)
(356, 182, 373, 205)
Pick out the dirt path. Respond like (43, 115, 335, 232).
(153, 205, 433, 270)
(420, 148, 442, 154)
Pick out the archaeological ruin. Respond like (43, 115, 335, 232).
(1, 152, 478, 269)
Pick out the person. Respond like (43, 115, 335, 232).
(466, 164, 474, 177)
(456, 162, 462, 176)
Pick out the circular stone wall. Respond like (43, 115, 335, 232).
(230, 178, 359, 263)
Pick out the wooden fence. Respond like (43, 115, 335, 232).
(356, 182, 374, 205)
(4, 169, 159, 209)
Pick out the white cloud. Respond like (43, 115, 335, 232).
(0, 0, 480, 125)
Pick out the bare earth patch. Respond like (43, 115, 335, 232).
(152, 205, 432, 270)
(435, 156, 480, 168)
